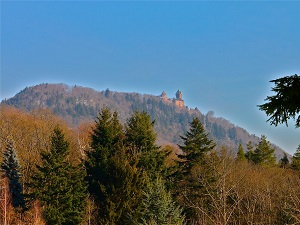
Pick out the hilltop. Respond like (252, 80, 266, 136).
(0, 83, 286, 158)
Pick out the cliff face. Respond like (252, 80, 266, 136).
(1, 83, 286, 158)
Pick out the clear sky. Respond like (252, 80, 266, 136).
(1, 1, 300, 154)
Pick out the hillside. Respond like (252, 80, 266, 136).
(0, 83, 286, 158)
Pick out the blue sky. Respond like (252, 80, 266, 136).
(1, 1, 300, 154)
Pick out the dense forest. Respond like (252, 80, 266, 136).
(1, 105, 300, 224)
(0, 83, 286, 158)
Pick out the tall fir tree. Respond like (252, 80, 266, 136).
(252, 135, 276, 166)
(85, 108, 124, 206)
(125, 111, 168, 179)
(1, 139, 26, 211)
(291, 145, 300, 171)
(174, 117, 215, 222)
(280, 152, 290, 168)
(177, 117, 216, 176)
(30, 126, 87, 225)
(133, 177, 185, 225)
(237, 143, 246, 161)
(90, 108, 123, 152)
(245, 141, 255, 162)
(85, 108, 147, 225)
(125, 111, 158, 153)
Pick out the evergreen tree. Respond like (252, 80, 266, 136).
(90, 108, 123, 152)
(125, 111, 167, 178)
(291, 145, 300, 171)
(1, 139, 26, 211)
(245, 141, 255, 162)
(30, 127, 87, 225)
(133, 177, 185, 225)
(280, 152, 290, 168)
(252, 135, 276, 166)
(177, 117, 215, 176)
(85, 108, 146, 224)
(85, 108, 124, 206)
(258, 74, 300, 127)
(125, 111, 158, 153)
(237, 143, 246, 161)
(97, 154, 146, 225)
(174, 117, 215, 222)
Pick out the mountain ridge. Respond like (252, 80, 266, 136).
(0, 83, 287, 159)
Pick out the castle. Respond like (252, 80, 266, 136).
(160, 90, 184, 107)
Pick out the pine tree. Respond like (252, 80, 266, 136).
(280, 152, 290, 168)
(30, 126, 87, 225)
(1, 139, 26, 211)
(177, 117, 215, 176)
(252, 135, 276, 166)
(174, 117, 215, 222)
(245, 141, 255, 162)
(85, 108, 146, 224)
(90, 108, 123, 152)
(237, 143, 246, 161)
(125, 111, 167, 178)
(125, 111, 158, 153)
(85, 108, 124, 206)
(97, 154, 146, 225)
(291, 145, 300, 171)
(133, 177, 185, 225)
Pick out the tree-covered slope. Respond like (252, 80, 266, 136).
(1, 83, 285, 157)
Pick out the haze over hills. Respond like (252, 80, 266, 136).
(0, 83, 286, 158)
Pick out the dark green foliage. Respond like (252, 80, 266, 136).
(258, 74, 300, 127)
(245, 141, 255, 162)
(1, 139, 26, 211)
(177, 117, 216, 176)
(174, 117, 215, 222)
(85, 108, 125, 222)
(133, 177, 185, 225)
(85, 108, 148, 224)
(251, 135, 276, 166)
(237, 143, 246, 161)
(280, 153, 290, 168)
(125, 111, 158, 153)
(90, 108, 123, 152)
(291, 145, 300, 171)
(30, 127, 87, 225)
(125, 111, 168, 178)
(94, 153, 146, 225)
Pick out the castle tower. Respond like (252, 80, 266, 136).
(160, 91, 168, 100)
(176, 90, 183, 100)
(174, 90, 184, 107)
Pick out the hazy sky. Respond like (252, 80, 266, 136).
(1, 1, 300, 154)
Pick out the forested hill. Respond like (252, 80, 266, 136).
(1, 83, 285, 157)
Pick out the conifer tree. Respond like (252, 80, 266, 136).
(237, 143, 246, 161)
(174, 117, 215, 222)
(30, 127, 87, 225)
(291, 145, 300, 171)
(177, 117, 215, 176)
(252, 135, 276, 166)
(85, 108, 146, 224)
(245, 141, 255, 162)
(85, 108, 124, 206)
(280, 152, 290, 168)
(133, 177, 185, 225)
(90, 108, 123, 152)
(125, 111, 167, 178)
(1, 139, 26, 211)
(125, 111, 158, 153)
